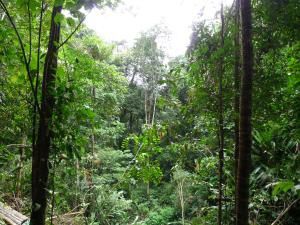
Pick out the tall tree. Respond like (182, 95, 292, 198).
(130, 29, 165, 126)
(217, 3, 225, 225)
(236, 0, 253, 224)
(234, 0, 241, 221)
(30, 5, 62, 225)
(0, 1, 119, 224)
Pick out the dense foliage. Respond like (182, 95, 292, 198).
(0, 0, 299, 224)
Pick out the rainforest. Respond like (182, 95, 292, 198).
(0, 0, 299, 224)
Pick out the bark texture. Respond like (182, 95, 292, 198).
(234, 0, 241, 221)
(30, 5, 62, 225)
(236, 0, 253, 225)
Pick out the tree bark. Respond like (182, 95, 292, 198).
(151, 93, 157, 126)
(236, 0, 253, 224)
(217, 3, 225, 225)
(30, 5, 62, 225)
(144, 91, 148, 124)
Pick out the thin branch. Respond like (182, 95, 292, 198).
(32, 0, 44, 150)
(6, 144, 31, 148)
(48, 210, 84, 220)
(62, 43, 72, 81)
(0, 0, 41, 114)
(131, 216, 139, 225)
(57, 16, 86, 49)
(0, 1, 28, 64)
(27, 0, 32, 64)
(271, 199, 299, 225)
(223, 0, 236, 35)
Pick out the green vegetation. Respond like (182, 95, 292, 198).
(0, 0, 299, 224)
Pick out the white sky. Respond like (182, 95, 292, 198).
(85, 0, 233, 57)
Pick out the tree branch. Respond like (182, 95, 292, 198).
(0, 0, 41, 114)
(58, 16, 86, 49)
(32, 0, 44, 151)
(6, 144, 31, 148)
(27, 0, 32, 64)
(271, 199, 299, 225)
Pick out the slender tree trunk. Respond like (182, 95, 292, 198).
(75, 159, 80, 206)
(144, 91, 148, 124)
(16, 135, 26, 198)
(91, 131, 95, 156)
(91, 86, 96, 157)
(234, 0, 241, 222)
(151, 93, 157, 126)
(179, 181, 185, 225)
(217, 3, 225, 225)
(146, 181, 150, 198)
(148, 95, 152, 125)
(30, 5, 62, 225)
(236, 0, 253, 224)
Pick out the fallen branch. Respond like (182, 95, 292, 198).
(131, 215, 139, 225)
(271, 199, 299, 225)
(47, 210, 84, 220)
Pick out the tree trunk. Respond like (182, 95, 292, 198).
(236, 0, 253, 224)
(179, 181, 185, 225)
(16, 135, 26, 198)
(151, 93, 157, 126)
(75, 159, 80, 206)
(234, 0, 241, 222)
(146, 181, 150, 199)
(91, 86, 96, 157)
(30, 5, 62, 225)
(144, 91, 148, 124)
(217, 3, 225, 225)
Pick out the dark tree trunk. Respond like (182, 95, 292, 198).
(236, 0, 253, 225)
(234, 0, 241, 222)
(30, 5, 62, 225)
(217, 3, 225, 225)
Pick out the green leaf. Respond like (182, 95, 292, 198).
(66, 17, 76, 27)
(29, 0, 40, 12)
(54, 0, 65, 6)
(54, 13, 65, 25)
(272, 181, 294, 196)
(65, 0, 76, 8)
(16, 0, 27, 7)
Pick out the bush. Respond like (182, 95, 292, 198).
(144, 207, 175, 225)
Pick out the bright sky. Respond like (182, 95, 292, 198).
(85, 0, 233, 57)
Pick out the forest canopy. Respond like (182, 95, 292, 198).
(0, 0, 299, 225)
